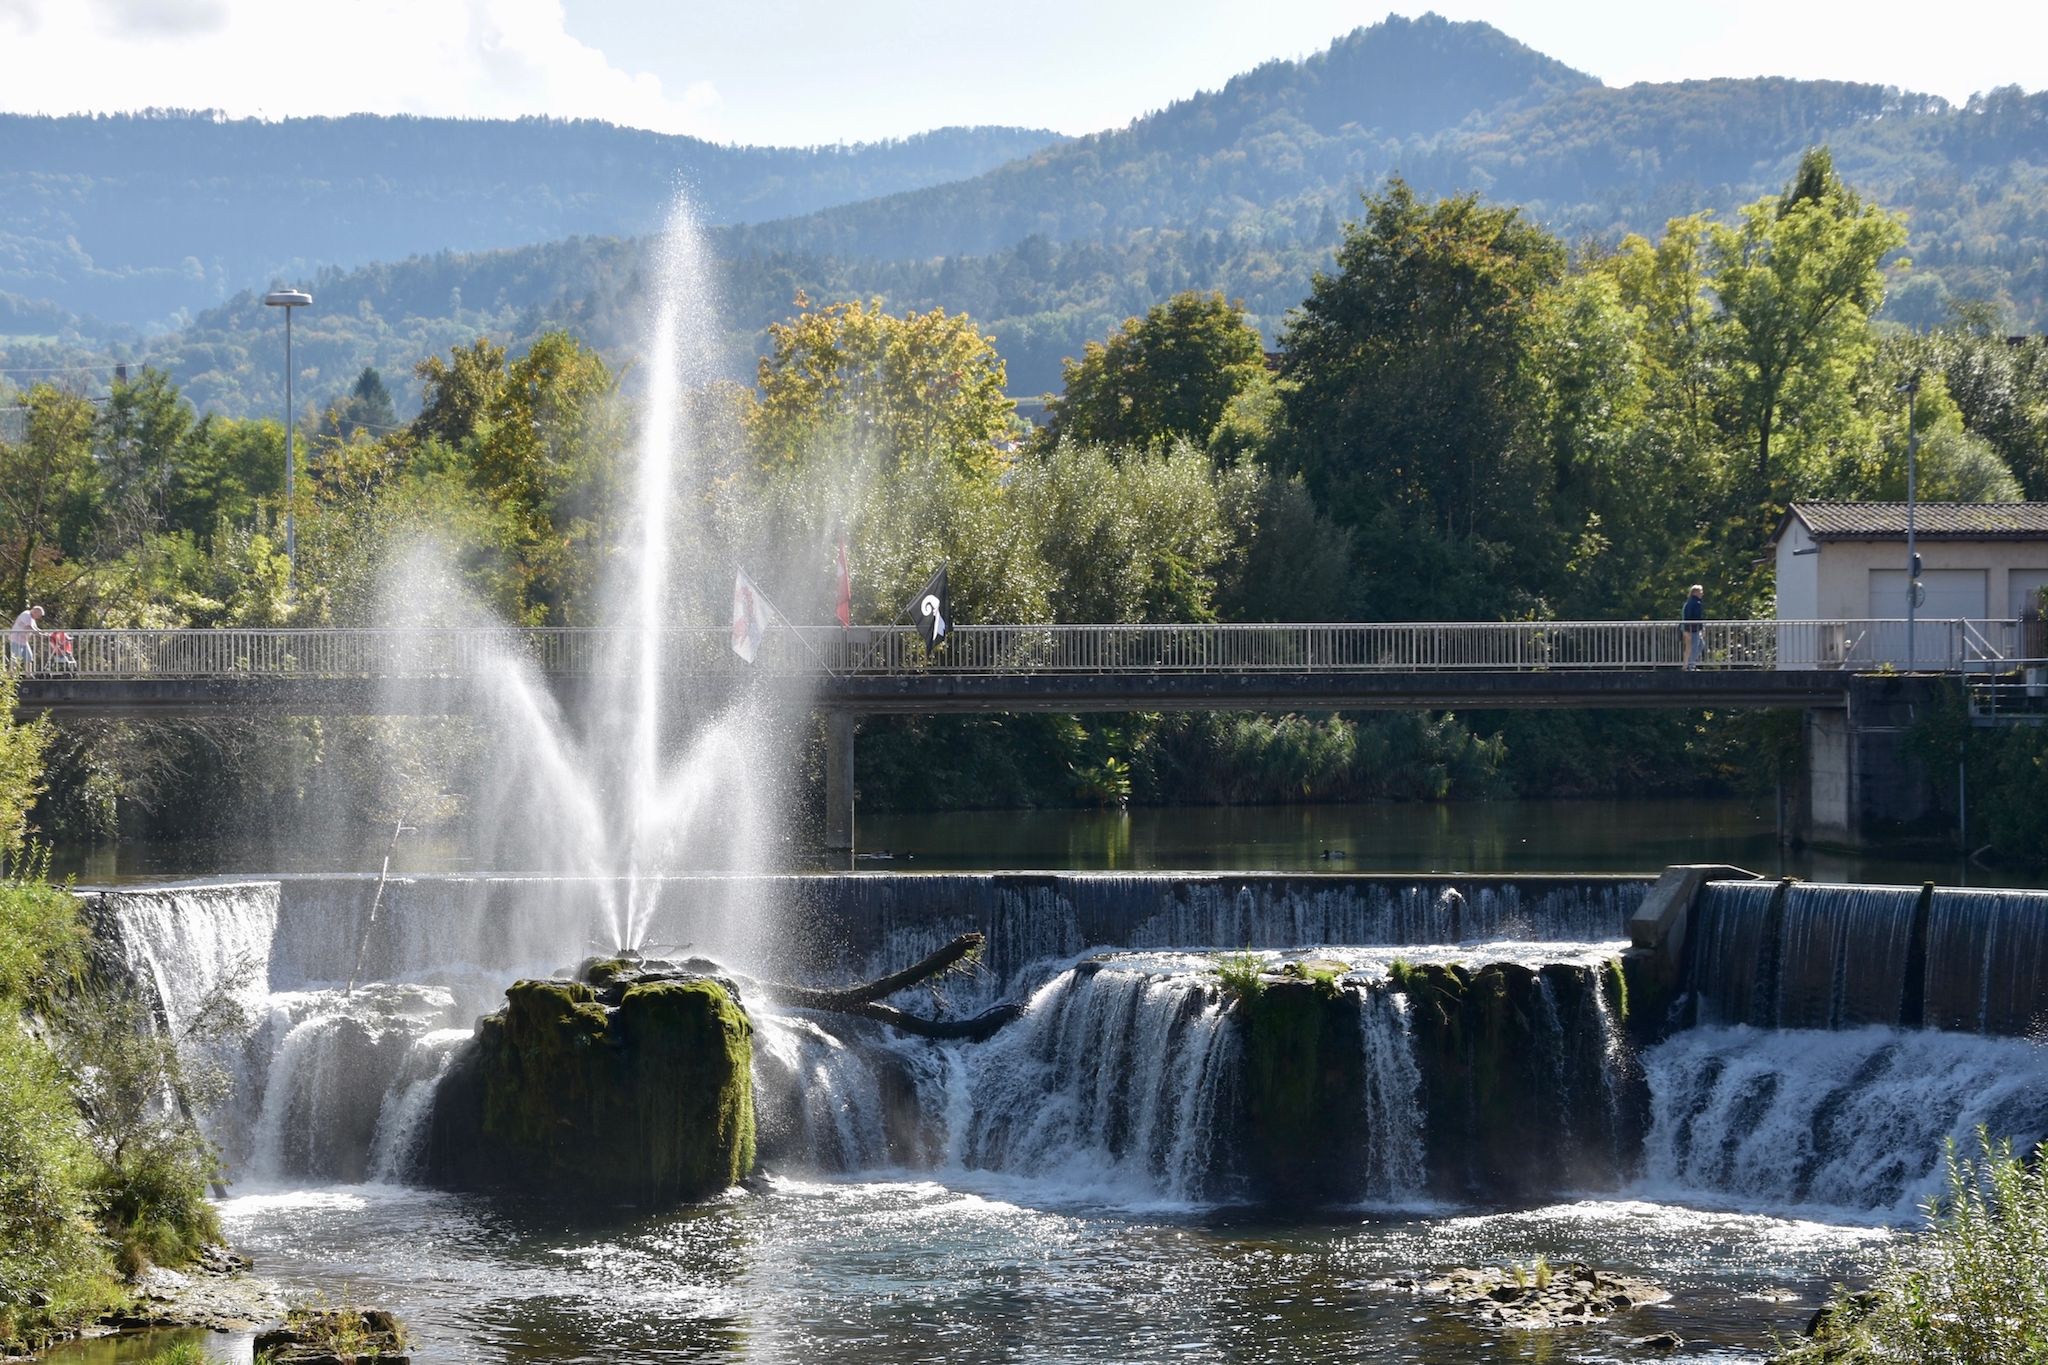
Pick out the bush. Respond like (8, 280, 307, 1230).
(0, 879, 121, 1354)
(1780, 1130, 2048, 1362)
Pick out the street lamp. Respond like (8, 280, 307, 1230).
(263, 289, 313, 586)
(1897, 371, 1922, 667)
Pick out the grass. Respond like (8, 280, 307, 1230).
(141, 1343, 212, 1365)
(1211, 949, 1266, 1004)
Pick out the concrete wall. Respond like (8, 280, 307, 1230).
(1802, 674, 1948, 849)
(1800, 536, 2048, 621)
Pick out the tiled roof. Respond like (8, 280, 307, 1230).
(1775, 501, 2048, 543)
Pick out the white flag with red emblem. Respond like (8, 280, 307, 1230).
(731, 569, 770, 663)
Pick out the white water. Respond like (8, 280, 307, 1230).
(88, 873, 2048, 1225)
(1639, 1023, 2048, 1219)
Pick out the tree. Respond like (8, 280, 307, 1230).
(412, 339, 508, 448)
(98, 368, 194, 548)
(748, 296, 1016, 475)
(1277, 180, 1567, 618)
(1705, 147, 1907, 495)
(464, 332, 624, 624)
(0, 386, 99, 614)
(321, 367, 398, 442)
(1039, 291, 1268, 451)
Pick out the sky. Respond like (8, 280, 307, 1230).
(0, 0, 2043, 146)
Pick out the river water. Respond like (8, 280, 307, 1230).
(44, 840, 2048, 1365)
(47, 796, 2031, 888)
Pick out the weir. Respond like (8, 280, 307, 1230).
(75, 868, 2048, 1221)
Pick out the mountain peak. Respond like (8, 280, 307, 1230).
(1184, 12, 1601, 142)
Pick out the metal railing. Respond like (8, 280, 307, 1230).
(2, 619, 2034, 681)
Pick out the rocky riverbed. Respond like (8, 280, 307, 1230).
(1381, 1263, 1671, 1332)
(100, 1244, 286, 1333)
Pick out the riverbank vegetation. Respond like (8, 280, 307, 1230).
(0, 703, 231, 1353)
(5, 150, 2047, 854)
(1778, 1131, 2048, 1363)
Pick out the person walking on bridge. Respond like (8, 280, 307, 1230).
(8, 605, 44, 674)
(1682, 585, 1706, 670)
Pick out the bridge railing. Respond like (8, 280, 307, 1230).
(5, 619, 2029, 680)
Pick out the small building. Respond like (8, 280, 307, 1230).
(1769, 502, 2048, 847)
(1772, 500, 2048, 626)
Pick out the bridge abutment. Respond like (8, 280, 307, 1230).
(1801, 675, 1945, 850)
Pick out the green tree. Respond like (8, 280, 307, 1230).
(321, 366, 398, 442)
(98, 368, 194, 548)
(0, 674, 48, 856)
(470, 332, 625, 623)
(1705, 147, 1907, 495)
(1277, 179, 1568, 618)
(748, 296, 1017, 475)
(0, 385, 100, 614)
(1039, 291, 1268, 451)
(411, 338, 508, 447)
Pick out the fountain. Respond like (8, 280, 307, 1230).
(56, 201, 2048, 1361)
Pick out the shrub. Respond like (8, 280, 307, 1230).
(1779, 1130, 2048, 1362)
(0, 878, 121, 1353)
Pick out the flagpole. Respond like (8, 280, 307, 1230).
(753, 588, 837, 676)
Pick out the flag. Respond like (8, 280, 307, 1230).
(835, 537, 853, 629)
(731, 569, 770, 663)
(914, 564, 950, 647)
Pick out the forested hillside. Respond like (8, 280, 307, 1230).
(4, 13, 2047, 411)
(0, 113, 1057, 329)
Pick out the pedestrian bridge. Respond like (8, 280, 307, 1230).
(9, 619, 2033, 717)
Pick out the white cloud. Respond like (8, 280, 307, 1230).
(0, 0, 714, 134)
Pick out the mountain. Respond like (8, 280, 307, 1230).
(0, 112, 1058, 330)
(4, 13, 2045, 415)
(720, 13, 1599, 261)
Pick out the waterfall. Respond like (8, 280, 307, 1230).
(1357, 984, 1426, 1202)
(88, 881, 279, 1033)
(1925, 888, 2048, 1036)
(1640, 1024, 2048, 1217)
(245, 984, 462, 1185)
(1690, 881, 2048, 1037)
(943, 960, 1244, 1204)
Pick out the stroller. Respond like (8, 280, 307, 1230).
(44, 630, 78, 675)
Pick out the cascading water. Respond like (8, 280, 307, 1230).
(1688, 879, 2048, 1037)
(85, 866, 2048, 1226)
(1640, 1024, 2048, 1217)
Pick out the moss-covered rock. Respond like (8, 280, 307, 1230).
(427, 973, 753, 1207)
(1393, 961, 1644, 1200)
(1240, 976, 1367, 1205)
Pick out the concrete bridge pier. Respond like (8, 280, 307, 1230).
(824, 711, 856, 853)
(1802, 674, 1944, 850)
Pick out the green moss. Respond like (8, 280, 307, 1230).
(464, 976, 754, 1207)
(1240, 979, 1365, 1205)
(1603, 956, 1628, 1024)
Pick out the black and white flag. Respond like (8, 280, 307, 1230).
(914, 565, 950, 647)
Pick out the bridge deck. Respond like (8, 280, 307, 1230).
(13, 669, 1852, 716)
(6, 620, 2022, 716)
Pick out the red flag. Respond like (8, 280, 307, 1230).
(835, 537, 852, 629)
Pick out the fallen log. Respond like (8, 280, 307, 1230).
(761, 933, 1019, 1040)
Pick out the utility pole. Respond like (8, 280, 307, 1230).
(1897, 372, 1922, 667)
(263, 289, 313, 587)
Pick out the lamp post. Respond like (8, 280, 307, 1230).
(1898, 371, 1922, 667)
(263, 289, 313, 586)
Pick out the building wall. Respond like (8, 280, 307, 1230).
(1808, 538, 2048, 620)
(1774, 519, 1821, 618)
